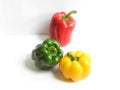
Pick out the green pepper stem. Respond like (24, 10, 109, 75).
(48, 46, 57, 56)
(67, 52, 78, 61)
(63, 10, 77, 21)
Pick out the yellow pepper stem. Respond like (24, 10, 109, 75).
(67, 52, 78, 61)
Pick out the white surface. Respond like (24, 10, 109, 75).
(0, 0, 120, 34)
(0, 35, 120, 90)
(0, 0, 83, 34)
(0, 0, 120, 90)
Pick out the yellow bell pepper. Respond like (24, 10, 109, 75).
(59, 50, 91, 82)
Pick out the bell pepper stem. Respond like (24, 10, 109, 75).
(63, 10, 77, 21)
(67, 52, 78, 61)
(48, 46, 57, 56)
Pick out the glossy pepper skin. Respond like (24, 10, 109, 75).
(32, 39, 63, 70)
(59, 50, 91, 82)
(49, 10, 77, 47)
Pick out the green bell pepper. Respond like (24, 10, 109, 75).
(32, 38, 63, 70)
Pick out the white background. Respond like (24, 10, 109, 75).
(0, 0, 120, 90)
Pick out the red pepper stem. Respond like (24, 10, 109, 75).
(63, 10, 77, 21)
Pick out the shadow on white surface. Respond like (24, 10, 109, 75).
(24, 54, 41, 72)
(51, 66, 73, 83)
(24, 53, 72, 82)
(37, 35, 49, 41)
(52, 67, 66, 82)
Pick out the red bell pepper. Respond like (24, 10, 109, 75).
(49, 10, 77, 47)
